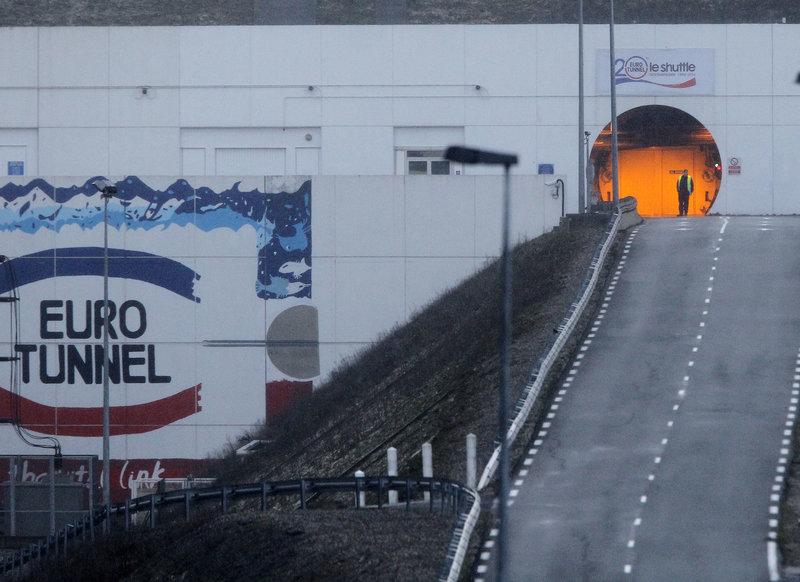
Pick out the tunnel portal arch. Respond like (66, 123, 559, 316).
(590, 106, 722, 216)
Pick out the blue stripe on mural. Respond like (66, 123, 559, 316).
(0, 176, 311, 300)
(0, 247, 201, 302)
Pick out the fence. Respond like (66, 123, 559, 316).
(1, 474, 478, 581)
(0, 456, 99, 539)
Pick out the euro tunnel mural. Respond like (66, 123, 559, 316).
(0, 176, 316, 501)
(591, 105, 722, 216)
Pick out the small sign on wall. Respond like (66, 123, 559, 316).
(728, 156, 741, 175)
(7, 161, 23, 175)
(538, 164, 554, 175)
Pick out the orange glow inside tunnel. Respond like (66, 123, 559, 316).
(591, 106, 722, 217)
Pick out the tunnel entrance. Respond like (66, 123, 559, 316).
(590, 106, 722, 216)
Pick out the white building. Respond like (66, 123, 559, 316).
(0, 24, 797, 497)
(1, 24, 798, 212)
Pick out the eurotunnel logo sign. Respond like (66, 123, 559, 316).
(596, 49, 715, 96)
(0, 177, 316, 478)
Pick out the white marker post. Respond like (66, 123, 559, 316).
(422, 442, 433, 502)
(466, 434, 477, 489)
(354, 470, 365, 508)
(387, 447, 398, 505)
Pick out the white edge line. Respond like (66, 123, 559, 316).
(767, 540, 780, 581)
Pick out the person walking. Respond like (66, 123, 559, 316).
(676, 169, 694, 216)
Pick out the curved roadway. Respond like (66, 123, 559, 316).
(478, 216, 800, 582)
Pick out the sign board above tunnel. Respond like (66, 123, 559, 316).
(596, 49, 715, 96)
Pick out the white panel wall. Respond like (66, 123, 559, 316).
(773, 126, 800, 214)
(310, 174, 564, 366)
(0, 24, 797, 211)
(321, 27, 394, 86)
(464, 26, 539, 95)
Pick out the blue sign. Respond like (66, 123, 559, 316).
(538, 164, 554, 175)
(8, 161, 23, 175)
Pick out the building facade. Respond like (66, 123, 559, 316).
(0, 23, 797, 499)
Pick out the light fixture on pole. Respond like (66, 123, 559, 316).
(92, 178, 117, 530)
(444, 145, 517, 582)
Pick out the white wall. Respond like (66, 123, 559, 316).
(0, 174, 563, 476)
(311, 174, 563, 372)
(0, 24, 797, 214)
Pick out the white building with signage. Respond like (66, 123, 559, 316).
(0, 23, 798, 496)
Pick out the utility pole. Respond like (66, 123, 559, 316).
(609, 0, 620, 209)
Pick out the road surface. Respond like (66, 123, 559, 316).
(478, 216, 800, 582)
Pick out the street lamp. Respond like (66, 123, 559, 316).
(578, 0, 585, 214)
(608, 0, 621, 208)
(444, 146, 517, 582)
(92, 178, 117, 529)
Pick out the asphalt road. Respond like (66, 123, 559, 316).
(478, 216, 800, 582)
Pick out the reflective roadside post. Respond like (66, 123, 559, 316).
(92, 178, 117, 531)
(444, 146, 518, 582)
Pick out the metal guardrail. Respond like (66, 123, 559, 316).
(478, 209, 622, 490)
(1, 475, 478, 580)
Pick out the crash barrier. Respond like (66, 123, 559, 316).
(478, 209, 622, 490)
(1, 475, 479, 581)
(441, 211, 622, 581)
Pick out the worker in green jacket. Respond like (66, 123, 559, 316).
(676, 169, 694, 216)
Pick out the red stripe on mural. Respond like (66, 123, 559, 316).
(266, 380, 312, 421)
(0, 384, 202, 436)
(665, 78, 697, 88)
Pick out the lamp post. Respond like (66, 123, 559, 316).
(92, 178, 117, 529)
(578, 0, 585, 214)
(609, 0, 621, 208)
(444, 146, 517, 582)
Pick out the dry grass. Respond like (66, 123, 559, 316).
(18, 215, 617, 581)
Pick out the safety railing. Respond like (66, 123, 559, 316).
(478, 209, 622, 490)
(1, 475, 478, 581)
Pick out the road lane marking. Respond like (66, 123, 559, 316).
(475, 225, 639, 582)
(766, 344, 800, 581)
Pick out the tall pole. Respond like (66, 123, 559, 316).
(609, 0, 620, 208)
(102, 189, 111, 530)
(578, 0, 586, 214)
(497, 162, 512, 582)
(443, 145, 517, 582)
